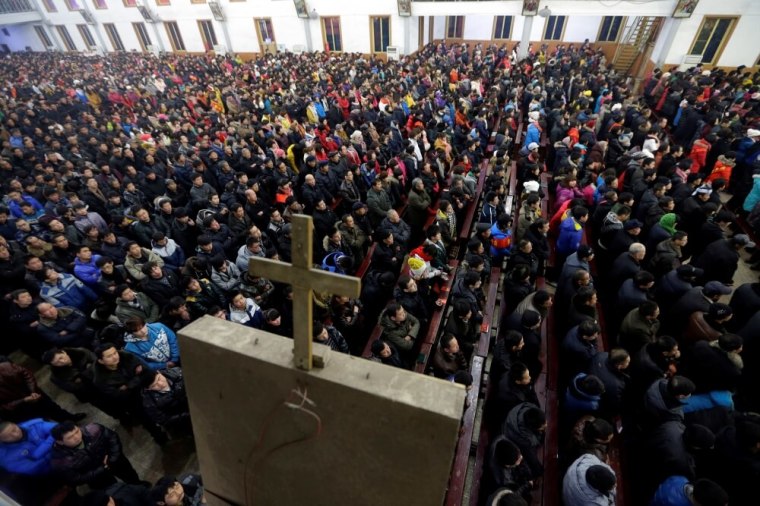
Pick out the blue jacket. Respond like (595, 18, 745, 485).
(682, 390, 734, 414)
(564, 373, 602, 418)
(650, 476, 691, 506)
(489, 222, 513, 258)
(0, 418, 57, 475)
(523, 122, 541, 148)
(124, 323, 180, 370)
(8, 195, 43, 219)
(40, 273, 98, 310)
(73, 255, 102, 288)
(743, 173, 760, 212)
(557, 216, 584, 256)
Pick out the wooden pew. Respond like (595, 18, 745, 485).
(581, 228, 628, 506)
(444, 355, 484, 506)
(476, 267, 501, 358)
(354, 243, 377, 279)
(414, 259, 459, 374)
(458, 160, 491, 244)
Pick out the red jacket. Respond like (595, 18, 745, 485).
(688, 139, 711, 174)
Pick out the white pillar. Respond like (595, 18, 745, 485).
(518, 16, 534, 60)
(653, 17, 682, 67)
(150, 22, 165, 52)
(403, 16, 411, 55)
(217, 19, 233, 54)
(304, 18, 314, 52)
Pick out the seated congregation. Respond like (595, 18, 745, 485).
(0, 36, 759, 506)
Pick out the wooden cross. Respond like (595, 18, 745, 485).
(248, 214, 361, 370)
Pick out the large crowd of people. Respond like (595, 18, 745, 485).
(0, 36, 757, 505)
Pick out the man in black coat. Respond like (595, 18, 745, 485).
(681, 334, 743, 393)
(729, 279, 760, 331)
(645, 421, 715, 486)
(589, 349, 630, 418)
(607, 243, 645, 294)
(664, 281, 731, 336)
(50, 421, 142, 489)
(692, 235, 755, 285)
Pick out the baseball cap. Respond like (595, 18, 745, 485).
(731, 234, 756, 248)
(747, 128, 760, 138)
(528, 142, 539, 151)
(704, 281, 732, 296)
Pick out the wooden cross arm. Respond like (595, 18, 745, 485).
(248, 256, 361, 298)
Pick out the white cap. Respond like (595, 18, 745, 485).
(748, 129, 760, 138)
(528, 142, 539, 151)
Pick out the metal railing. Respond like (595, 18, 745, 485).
(0, 0, 35, 14)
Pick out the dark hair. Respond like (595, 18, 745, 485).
(139, 368, 159, 389)
(633, 270, 655, 286)
(718, 333, 743, 352)
(502, 330, 524, 350)
(533, 290, 552, 307)
(51, 421, 77, 441)
(312, 321, 325, 339)
(124, 316, 146, 333)
(582, 417, 614, 442)
(692, 479, 729, 506)
(463, 271, 481, 287)
(493, 438, 522, 467)
(578, 319, 600, 337)
(608, 348, 630, 367)
(639, 300, 659, 318)
(81, 490, 110, 506)
(577, 374, 605, 396)
(94, 342, 117, 360)
(371, 340, 386, 355)
(585, 465, 616, 494)
(668, 375, 696, 397)
(523, 407, 546, 431)
(150, 476, 179, 504)
(507, 362, 529, 383)
(440, 333, 457, 350)
(41, 348, 64, 364)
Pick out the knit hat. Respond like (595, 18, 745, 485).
(586, 465, 616, 494)
(624, 219, 643, 231)
(708, 303, 732, 319)
(407, 256, 427, 278)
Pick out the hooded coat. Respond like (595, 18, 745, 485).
(503, 402, 544, 479)
(562, 453, 616, 506)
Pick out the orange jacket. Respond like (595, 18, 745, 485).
(705, 156, 735, 187)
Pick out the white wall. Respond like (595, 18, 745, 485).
(0, 0, 757, 66)
(0, 23, 44, 51)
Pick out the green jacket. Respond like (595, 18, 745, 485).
(379, 310, 421, 351)
(114, 292, 160, 323)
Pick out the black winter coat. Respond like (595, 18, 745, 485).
(50, 423, 122, 485)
